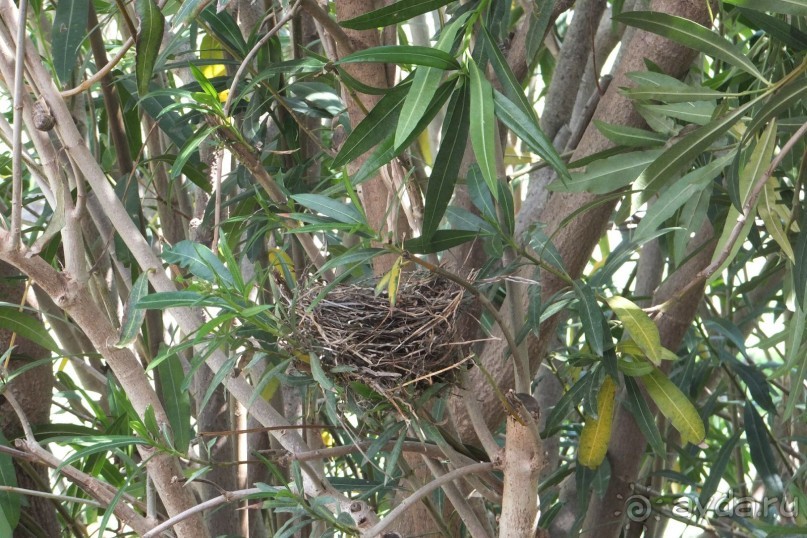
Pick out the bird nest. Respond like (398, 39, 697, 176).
(292, 274, 465, 391)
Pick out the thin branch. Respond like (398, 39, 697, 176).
(223, 0, 302, 117)
(0, 485, 104, 508)
(142, 487, 263, 537)
(361, 461, 495, 538)
(650, 119, 807, 314)
(300, 0, 354, 54)
(9, 0, 27, 249)
(60, 38, 133, 98)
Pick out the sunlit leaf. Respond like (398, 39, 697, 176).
(711, 120, 777, 276)
(421, 83, 470, 241)
(135, 0, 165, 97)
(468, 59, 498, 199)
(615, 11, 767, 82)
(338, 46, 459, 70)
(340, 0, 455, 30)
(578, 376, 616, 469)
(641, 368, 705, 445)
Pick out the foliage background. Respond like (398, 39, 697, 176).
(0, 0, 806, 536)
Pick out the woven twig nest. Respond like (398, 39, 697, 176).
(294, 274, 464, 390)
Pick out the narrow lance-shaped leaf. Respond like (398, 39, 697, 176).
(744, 402, 784, 496)
(578, 376, 616, 469)
(340, 0, 456, 30)
(0, 432, 20, 532)
(156, 349, 192, 453)
(493, 90, 570, 181)
(795, 207, 807, 311)
(699, 431, 741, 508)
(632, 98, 755, 210)
(633, 154, 732, 241)
(115, 269, 153, 348)
(0, 307, 59, 354)
(594, 120, 667, 148)
(333, 78, 412, 168)
(51, 0, 89, 84)
(615, 11, 767, 82)
(710, 119, 777, 276)
(551, 149, 663, 194)
(337, 46, 460, 70)
(135, 0, 165, 97)
(641, 368, 705, 445)
(292, 194, 367, 227)
(758, 177, 795, 261)
(468, 59, 499, 199)
(421, 83, 470, 241)
(395, 13, 468, 148)
(573, 281, 605, 356)
(623, 376, 666, 457)
(725, 0, 807, 16)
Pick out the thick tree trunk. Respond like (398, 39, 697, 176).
(0, 261, 58, 538)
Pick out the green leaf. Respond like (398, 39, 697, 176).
(795, 209, 807, 310)
(115, 270, 153, 348)
(496, 179, 515, 238)
(422, 83, 470, 241)
(710, 120, 777, 276)
(135, 0, 165, 97)
(468, 60, 498, 199)
(353, 79, 456, 184)
(333, 78, 412, 168)
(156, 349, 192, 453)
(631, 99, 755, 209)
(621, 85, 724, 103)
(744, 402, 783, 496)
(573, 281, 605, 356)
(725, 0, 807, 16)
(173, 0, 211, 27)
(552, 149, 663, 194)
(758, 177, 795, 261)
(292, 194, 366, 227)
(529, 228, 567, 273)
(340, 0, 455, 30)
(593, 121, 667, 147)
(623, 376, 666, 457)
(0, 306, 59, 354)
(404, 230, 480, 253)
(641, 368, 705, 445)
(493, 90, 570, 181)
(466, 163, 496, 221)
(319, 248, 384, 274)
(615, 11, 767, 82)
(51, 0, 89, 84)
(0, 432, 20, 531)
(137, 291, 223, 310)
(162, 240, 235, 286)
(543, 373, 591, 437)
(736, 8, 807, 50)
(199, 6, 247, 57)
(633, 153, 732, 241)
(394, 16, 467, 148)
(606, 296, 662, 365)
(338, 46, 459, 70)
(699, 430, 741, 508)
(644, 101, 716, 125)
(480, 24, 537, 124)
